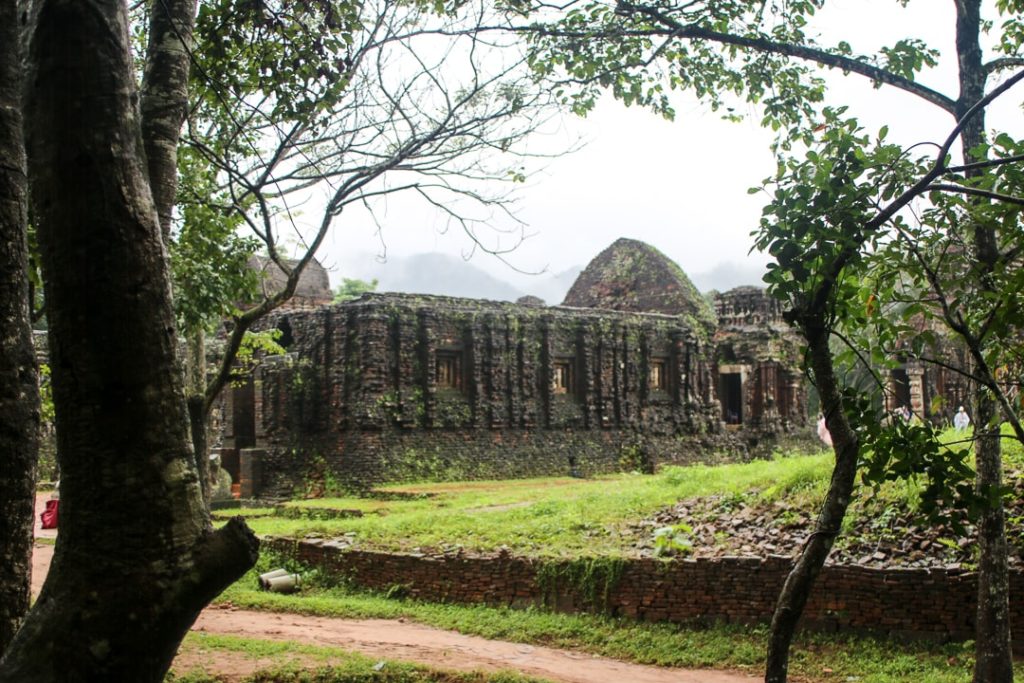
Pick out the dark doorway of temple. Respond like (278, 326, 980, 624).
(223, 378, 256, 485)
(891, 368, 911, 414)
(720, 373, 743, 425)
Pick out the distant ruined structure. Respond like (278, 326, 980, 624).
(564, 241, 805, 434)
(713, 286, 805, 432)
(247, 255, 334, 311)
(884, 327, 973, 421)
(217, 238, 809, 498)
(561, 238, 717, 327)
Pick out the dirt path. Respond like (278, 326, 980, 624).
(191, 607, 756, 683)
(30, 495, 757, 683)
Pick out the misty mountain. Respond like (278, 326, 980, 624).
(690, 261, 767, 293)
(335, 250, 764, 304)
(515, 266, 582, 305)
(375, 253, 525, 302)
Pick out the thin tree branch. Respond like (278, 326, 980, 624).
(830, 328, 887, 394)
(927, 183, 1024, 207)
(945, 152, 1024, 175)
(808, 69, 1024, 313)
(984, 57, 1024, 74)
(561, 1, 958, 113)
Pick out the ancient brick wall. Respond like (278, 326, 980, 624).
(714, 286, 786, 327)
(229, 293, 734, 495)
(886, 347, 972, 425)
(269, 538, 1024, 649)
(713, 287, 806, 435)
(560, 237, 717, 330)
(253, 429, 738, 499)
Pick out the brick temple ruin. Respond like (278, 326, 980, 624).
(218, 239, 810, 497)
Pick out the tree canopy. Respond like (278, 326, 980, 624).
(0, 0, 557, 677)
(524, 2, 1023, 681)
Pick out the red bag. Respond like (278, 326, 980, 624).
(40, 499, 59, 529)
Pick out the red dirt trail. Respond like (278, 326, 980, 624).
(30, 495, 757, 683)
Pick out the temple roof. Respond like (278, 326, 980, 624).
(248, 255, 332, 307)
(561, 238, 716, 330)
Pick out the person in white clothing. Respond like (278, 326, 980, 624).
(816, 413, 832, 447)
(953, 406, 970, 431)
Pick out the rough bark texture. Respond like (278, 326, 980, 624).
(956, 3, 1013, 680)
(764, 314, 858, 683)
(141, 0, 198, 242)
(186, 329, 212, 503)
(189, 394, 211, 505)
(0, 0, 257, 679)
(0, 0, 40, 655)
(973, 391, 1013, 682)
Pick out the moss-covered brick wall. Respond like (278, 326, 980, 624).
(255, 429, 741, 499)
(713, 286, 807, 434)
(231, 293, 739, 496)
(269, 538, 1024, 651)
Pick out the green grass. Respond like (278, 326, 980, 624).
(282, 498, 394, 513)
(199, 437, 1024, 683)
(230, 427, 1024, 559)
(215, 559, 976, 683)
(242, 451, 837, 557)
(211, 506, 278, 520)
(168, 632, 550, 682)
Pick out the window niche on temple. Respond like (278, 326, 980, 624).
(649, 357, 669, 395)
(276, 316, 293, 349)
(435, 349, 464, 392)
(551, 357, 576, 397)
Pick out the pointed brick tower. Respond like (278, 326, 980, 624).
(562, 238, 716, 331)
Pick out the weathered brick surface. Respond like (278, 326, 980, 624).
(714, 287, 806, 434)
(561, 238, 716, 329)
(267, 538, 1024, 648)
(213, 239, 816, 497)
(230, 293, 742, 496)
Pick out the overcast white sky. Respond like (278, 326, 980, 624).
(306, 0, 1021, 298)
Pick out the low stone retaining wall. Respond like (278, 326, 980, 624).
(266, 537, 1024, 648)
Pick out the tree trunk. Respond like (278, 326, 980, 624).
(141, 0, 199, 242)
(765, 314, 858, 683)
(189, 394, 211, 506)
(954, 3, 1014, 679)
(0, 0, 40, 655)
(186, 328, 212, 503)
(973, 390, 1013, 683)
(0, 0, 257, 679)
